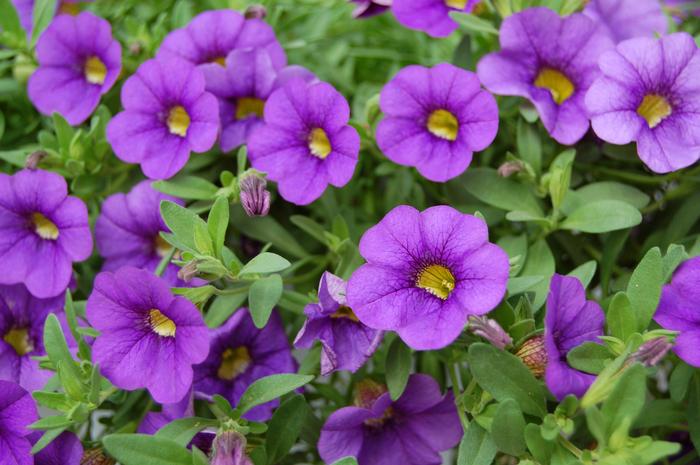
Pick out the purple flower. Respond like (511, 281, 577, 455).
(351, 0, 392, 18)
(30, 431, 83, 465)
(157, 9, 286, 84)
(248, 79, 360, 205)
(544, 274, 604, 400)
(318, 375, 462, 465)
(95, 181, 189, 286)
(106, 57, 219, 180)
(86, 267, 209, 403)
(586, 32, 700, 173)
(346, 205, 509, 350)
(295, 272, 383, 375)
(477, 7, 613, 145)
(377, 63, 498, 182)
(0, 169, 92, 298)
(193, 308, 296, 421)
(27, 11, 121, 125)
(654, 257, 700, 367)
(0, 381, 38, 465)
(583, 0, 668, 44)
(392, 0, 479, 37)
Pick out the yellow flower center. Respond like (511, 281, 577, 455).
(637, 94, 672, 129)
(416, 264, 455, 300)
(148, 309, 176, 337)
(331, 306, 360, 322)
(167, 106, 191, 137)
(58, 2, 80, 15)
(534, 68, 575, 105)
(308, 128, 332, 159)
(235, 97, 265, 120)
(153, 235, 173, 258)
(3, 327, 33, 356)
(445, 0, 468, 8)
(427, 109, 459, 141)
(217, 346, 251, 380)
(31, 213, 59, 240)
(212, 56, 227, 67)
(84, 56, 107, 85)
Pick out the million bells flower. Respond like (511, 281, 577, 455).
(0, 380, 38, 465)
(346, 205, 509, 350)
(27, 11, 121, 125)
(392, 0, 480, 38)
(0, 169, 92, 298)
(583, 0, 668, 44)
(586, 32, 700, 173)
(86, 267, 209, 403)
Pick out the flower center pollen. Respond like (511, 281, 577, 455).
(236, 97, 265, 120)
(217, 346, 251, 380)
(416, 264, 455, 300)
(3, 328, 33, 356)
(31, 213, 59, 240)
(153, 235, 173, 257)
(308, 128, 332, 159)
(58, 3, 80, 14)
(331, 306, 360, 322)
(167, 106, 191, 137)
(148, 309, 176, 337)
(637, 94, 672, 128)
(427, 109, 459, 141)
(445, 0, 468, 8)
(534, 68, 575, 105)
(84, 56, 107, 85)
(212, 56, 227, 67)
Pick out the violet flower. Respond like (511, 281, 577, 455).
(29, 431, 83, 465)
(0, 380, 38, 465)
(583, 0, 668, 44)
(351, 0, 392, 18)
(392, 0, 479, 38)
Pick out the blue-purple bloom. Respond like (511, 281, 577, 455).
(0, 380, 38, 465)
(30, 431, 83, 465)
(28, 11, 121, 125)
(392, 0, 479, 38)
(0, 169, 92, 298)
(295, 272, 383, 375)
(347, 205, 509, 350)
(583, 0, 668, 44)
(351, 0, 392, 18)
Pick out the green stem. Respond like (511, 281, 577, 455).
(558, 435, 582, 459)
(449, 363, 470, 431)
(154, 247, 176, 277)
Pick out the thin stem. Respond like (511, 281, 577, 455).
(154, 247, 176, 277)
(449, 363, 470, 431)
(558, 435, 582, 459)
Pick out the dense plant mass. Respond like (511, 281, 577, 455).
(1, 0, 700, 464)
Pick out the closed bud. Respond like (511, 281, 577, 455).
(25, 150, 48, 170)
(632, 337, 673, 367)
(497, 161, 524, 178)
(468, 315, 512, 349)
(211, 430, 253, 465)
(177, 260, 199, 283)
(239, 175, 270, 217)
(515, 335, 547, 378)
(244, 5, 267, 19)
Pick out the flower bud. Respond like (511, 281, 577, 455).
(244, 5, 267, 19)
(497, 161, 524, 178)
(211, 430, 253, 465)
(81, 448, 116, 465)
(239, 175, 270, 217)
(25, 151, 48, 170)
(177, 260, 199, 283)
(632, 337, 673, 367)
(468, 315, 512, 349)
(515, 335, 547, 378)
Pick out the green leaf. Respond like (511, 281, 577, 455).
(385, 338, 412, 400)
(230, 210, 307, 258)
(265, 395, 310, 465)
(156, 417, 219, 447)
(330, 458, 359, 465)
(567, 261, 597, 289)
(601, 363, 646, 445)
(207, 196, 229, 259)
(30, 0, 58, 47)
(524, 424, 554, 465)
(290, 215, 330, 246)
(457, 423, 497, 465)
(687, 374, 700, 451)
(606, 292, 636, 342)
(29, 415, 73, 430)
(561, 182, 650, 215)
(516, 119, 541, 174)
(566, 342, 611, 374)
(626, 247, 663, 331)
(248, 274, 283, 328)
(450, 11, 499, 35)
(43, 314, 82, 389)
(103, 434, 193, 465)
(491, 399, 526, 456)
(205, 292, 247, 328)
(160, 201, 205, 252)
(462, 168, 544, 217)
(0, 0, 24, 41)
(236, 374, 314, 416)
(548, 149, 575, 211)
(53, 113, 73, 156)
(30, 427, 67, 454)
(662, 243, 688, 282)
(468, 343, 547, 417)
(669, 362, 694, 402)
(520, 239, 555, 310)
(239, 252, 291, 276)
(560, 200, 642, 233)
(153, 176, 218, 200)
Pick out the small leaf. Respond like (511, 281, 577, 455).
(239, 253, 291, 276)
(156, 417, 219, 447)
(31, 0, 58, 47)
(207, 196, 229, 259)
(567, 261, 597, 289)
(205, 292, 247, 328)
(626, 247, 663, 331)
(462, 168, 544, 217)
(450, 11, 499, 35)
(491, 399, 526, 456)
(457, 423, 497, 465)
(601, 363, 646, 442)
(248, 274, 283, 328)
(103, 434, 193, 465)
(30, 427, 67, 454)
(385, 338, 412, 400)
(0, 0, 24, 41)
(330, 458, 358, 465)
(606, 292, 636, 342)
(236, 374, 314, 416)
(560, 200, 642, 233)
(160, 201, 205, 252)
(153, 176, 218, 200)
(567, 343, 611, 374)
(265, 395, 310, 465)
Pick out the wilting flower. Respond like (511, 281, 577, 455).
(468, 315, 512, 349)
(544, 274, 604, 400)
(27, 11, 121, 125)
(95, 181, 189, 286)
(318, 375, 462, 465)
(12, 0, 93, 36)
(347, 205, 509, 350)
(586, 32, 700, 173)
(295, 272, 383, 375)
(157, 9, 286, 84)
(351, 0, 392, 18)
(0, 381, 38, 465)
(30, 431, 83, 465)
(376, 63, 498, 182)
(106, 57, 219, 180)
(0, 169, 92, 298)
(86, 267, 209, 403)
(211, 431, 253, 465)
(248, 79, 360, 205)
(193, 309, 296, 421)
(654, 257, 700, 367)
(239, 174, 271, 217)
(0, 284, 72, 392)
(392, 0, 479, 38)
(583, 0, 668, 43)
(477, 7, 613, 145)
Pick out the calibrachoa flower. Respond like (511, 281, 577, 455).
(0, 284, 71, 392)
(0, 169, 92, 298)
(157, 9, 286, 84)
(0, 380, 38, 465)
(351, 0, 392, 18)
(27, 11, 121, 125)
(654, 257, 700, 367)
(346, 205, 509, 350)
(106, 57, 219, 179)
(544, 274, 604, 400)
(95, 181, 187, 286)
(376, 63, 498, 182)
(318, 375, 462, 465)
(193, 309, 296, 421)
(583, 0, 668, 43)
(477, 7, 613, 145)
(392, 0, 479, 38)
(295, 272, 383, 375)
(247, 79, 360, 205)
(30, 431, 83, 465)
(86, 267, 209, 403)
(586, 32, 700, 173)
